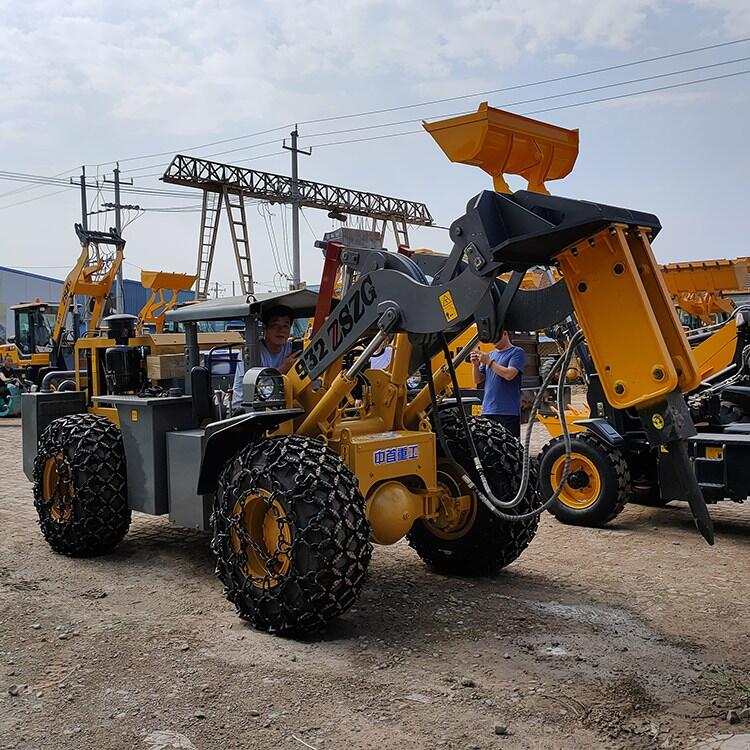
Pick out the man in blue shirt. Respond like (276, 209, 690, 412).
(470, 330, 526, 439)
(232, 306, 300, 411)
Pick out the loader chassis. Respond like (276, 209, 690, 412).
(22, 104, 715, 633)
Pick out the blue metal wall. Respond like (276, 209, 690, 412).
(0, 268, 196, 343)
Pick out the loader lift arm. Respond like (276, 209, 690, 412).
(293, 188, 714, 544)
(50, 225, 125, 366)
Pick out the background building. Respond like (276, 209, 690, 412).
(0, 266, 194, 343)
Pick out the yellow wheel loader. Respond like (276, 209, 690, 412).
(21, 104, 714, 635)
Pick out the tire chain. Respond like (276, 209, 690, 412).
(212, 434, 372, 634)
(33, 414, 131, 556)
(408, 411, 541, 574)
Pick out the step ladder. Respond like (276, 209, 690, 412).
(371, 217, 410, 249)
(223, 187, 254, 295)
(196, 191, 223, 300)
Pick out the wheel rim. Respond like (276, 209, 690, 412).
(550, 453, 601, 510)
(41, 453, 74, 522)
(230, 489, 292, 588)
(423, 463, 477, 540)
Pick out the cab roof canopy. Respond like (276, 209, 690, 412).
(164, 288, 318, 323)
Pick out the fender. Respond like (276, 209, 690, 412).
(197, 408, 304, 494)
(573, 418, 625, 448)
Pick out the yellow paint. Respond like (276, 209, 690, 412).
(136, 270, 197, 334)
(230, 490, 292, 586)
(705, 446, 724, 460)
(537, 407, 589, 438)
(439, 291, 459, 322)
(652, 414, 665, 430)
(693, 317, 739, 380)
(131, 410, 138, 422)
(366, 481, 430, 545)
(550, 453, 602, 510)
(424, 102, 579, 194)
(558, 225, 700, 409)
(42, 454, 73, 522)
(660, 258, 747, 325)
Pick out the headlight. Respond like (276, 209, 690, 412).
(407, 372, 422, 389)
(256, 375, 276, 400)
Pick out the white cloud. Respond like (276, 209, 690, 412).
(0, 0, 660, 148)
(690, 0, 750, 34)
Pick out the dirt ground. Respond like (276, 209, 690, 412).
(2, 412, 750, 750)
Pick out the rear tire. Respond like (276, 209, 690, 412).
(32, 414, 131, 556)
(538, 433, 629, 526)
(408, 411, 541, 576)
(212, 434, 372, 634)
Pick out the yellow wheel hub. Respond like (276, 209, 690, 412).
(42, 453, 74, 522)
(231, 489, 292, 587)
(550, 453, 602, 510)
(423, 464, 477, 540)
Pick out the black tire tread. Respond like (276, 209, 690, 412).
(538, 432, 629, 526)
(212, 434, 372, 634)
(407, 410, 541, 576)
(32, 413, 131, 557)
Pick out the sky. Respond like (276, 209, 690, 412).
(1, 0, 749, 295)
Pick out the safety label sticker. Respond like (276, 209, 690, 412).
(439, 291, 458, 322)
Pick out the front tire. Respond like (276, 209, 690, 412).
(32, 414, 131, 556)
(538, 433, 630, 526)
(212, 435, 372, 634)
(407, 411, 541, 576)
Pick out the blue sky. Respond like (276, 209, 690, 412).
(0, 0, 748, 293)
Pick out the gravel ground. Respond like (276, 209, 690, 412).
(1, 412, 750, 750)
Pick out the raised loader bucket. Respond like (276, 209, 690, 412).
(141, 270, 197, 291)
(424, 102, 579, 194)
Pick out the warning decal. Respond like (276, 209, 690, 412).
(439, 291, 458, 322)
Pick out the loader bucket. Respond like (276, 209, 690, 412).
(141, 270, 197, 291)
(424, 102, 579, 194)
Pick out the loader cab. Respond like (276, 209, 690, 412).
(163, 289, 319, 417)
(13, 302, 57, 356)
(10, 301, 77, 372)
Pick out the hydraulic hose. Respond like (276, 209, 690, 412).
(430, 330, 584, 523)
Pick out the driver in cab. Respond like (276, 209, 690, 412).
(231, 306, 301, 412)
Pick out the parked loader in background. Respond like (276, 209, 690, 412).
(0, 224, 125, 382)
(537, 306, 750, 527)
(23, 104, 715, 636)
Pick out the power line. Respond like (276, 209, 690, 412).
(120, 138, 285, 176)
(299, 54, 750, 141)
(0, 166, 80, 200)
(308, 68, 750, 150)
(123, 149, 286, 181)
(295, 36, 750, 127)
(82, 36, 750, 170)
(3, 56, 749, 213)
(89, 124, 293, 168)
(0, 187, 72, 210)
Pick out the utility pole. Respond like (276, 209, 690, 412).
(71, 167, 88, 230)
(283, 126, 311, 289)
(103, 163, 133, 314)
